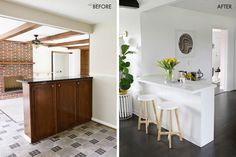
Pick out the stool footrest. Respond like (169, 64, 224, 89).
(140, 120, 158, 124)
(159, 131, 181, 136)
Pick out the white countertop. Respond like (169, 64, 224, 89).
(138, 75, 216, 94)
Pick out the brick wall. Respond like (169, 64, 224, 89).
(0, 40, 33, 100)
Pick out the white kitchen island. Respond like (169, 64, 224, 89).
(138, 75, 216, 147)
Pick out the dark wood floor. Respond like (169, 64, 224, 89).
(120, 91, 236, 157)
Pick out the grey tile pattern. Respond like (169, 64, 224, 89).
(2, 124, 10, 128)
(106, 136, 115, 141)
(50, 136, 60, 142)
(85, 131, 93, 136)
(51, 146, 62, 152)
(9, 143, 20, 149)
(0, 130, 7, 134)
(71, 142, 81, 148)
(89, 139, 99, 144)
(0, 110, 117, 157)
(6, 153, 17, 157)
(13, 135, 21, 140)
(75, 152, 87, 157)
(29, 149, 41, 156)
(100, 129, 108, 133)
(68, 134, 77, 139)
(95, 148, 106, 155)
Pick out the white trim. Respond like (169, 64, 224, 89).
(92, 117, 117, 129)
(90, 73, 116, 78)
(23, 134, 31, 143)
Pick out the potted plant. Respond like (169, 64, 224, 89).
(157, 58, 179, 81)
(119, 44, 134, 95)
(119, 44, 134, 120)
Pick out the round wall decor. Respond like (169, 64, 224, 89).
(178, 33, 193, 54)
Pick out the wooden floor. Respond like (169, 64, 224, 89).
(120, 91, 236, 157)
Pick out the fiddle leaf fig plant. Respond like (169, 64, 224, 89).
(119, 44, 134, 95)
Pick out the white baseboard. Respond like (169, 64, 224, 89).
(23, 134, 31, 143)
(91, 117, 117, 129)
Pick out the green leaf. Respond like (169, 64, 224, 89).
(121, 56, 126, 60)
(125, 62, 130, 67)
(125, 51, 134, 55)
(123, 68, 129, 74)
(120, 78, 131, 90)
(121, 45, 129, 54)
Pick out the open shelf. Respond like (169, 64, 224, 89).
(0, 61, 35, 65)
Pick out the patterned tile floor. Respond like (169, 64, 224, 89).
(0, 110, 117, 157)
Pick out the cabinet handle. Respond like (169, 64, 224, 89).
(58, 84, 61, 87)
(77, 82, 80, 85)
(51, 85, 54, 88)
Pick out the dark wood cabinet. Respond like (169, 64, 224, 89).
(76, 79, 92, 124)
(31, 83, 56, 142)
(56, 81, 76, 132)
(21, 77, 92, 143)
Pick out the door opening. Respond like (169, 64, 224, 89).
(212, 28, 228, 94)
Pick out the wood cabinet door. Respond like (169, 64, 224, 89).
(31, 83, 56, 141)
(56, 81, 76, 132)
(76, 79, 92, 124)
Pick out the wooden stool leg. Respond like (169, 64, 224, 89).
(157, 109, 163, 141)
(175, 109, 183, 141)
(138, 101, 142, 130)
(168, 110, 172, 148)
(152, 100, 159, 128)
(145, 102, 149, 134)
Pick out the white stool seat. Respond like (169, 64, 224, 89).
(158, 101, 179, 110)
(138, 94, 155, 101)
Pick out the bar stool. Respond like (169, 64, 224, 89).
(157, 101, 182, 148)
(137, 94, 159, 134)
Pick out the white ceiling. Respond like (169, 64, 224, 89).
(170, 0, 236, 18)
(136, 0, 181, 12)
(0, 17, 24, 35)
(8, 26, 67, 42)
(0, 16, 89, 47)
(44, 34, 89, 44)
(5, 0, 117, 24)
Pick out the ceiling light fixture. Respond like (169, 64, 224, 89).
(32, 34, 41, 48)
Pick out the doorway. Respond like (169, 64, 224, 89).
(212, 29, 228, 94)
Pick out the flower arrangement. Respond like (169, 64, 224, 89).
(157, 58, 179, 81)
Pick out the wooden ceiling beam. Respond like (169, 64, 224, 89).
(38, 31, 83, 42)
(47, 39, 89, 47)
(67, 45, 89, 50)
(0, 22, 40, 40)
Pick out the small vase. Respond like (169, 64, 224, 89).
(165, 69, 173, 82)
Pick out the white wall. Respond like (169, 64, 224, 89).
(120, 8, 142, 114)
(90, 18, 117, 128)
(141, 6, 236, 90)
(212, 30, 221, 70)
(33, 46, 80, 78)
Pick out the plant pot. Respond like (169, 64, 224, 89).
(119, 94, 132, 120)
(119, 89, 128, 95)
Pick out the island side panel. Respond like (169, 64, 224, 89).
(200, 87, 215, 146)
(22, 83, 32, 141)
